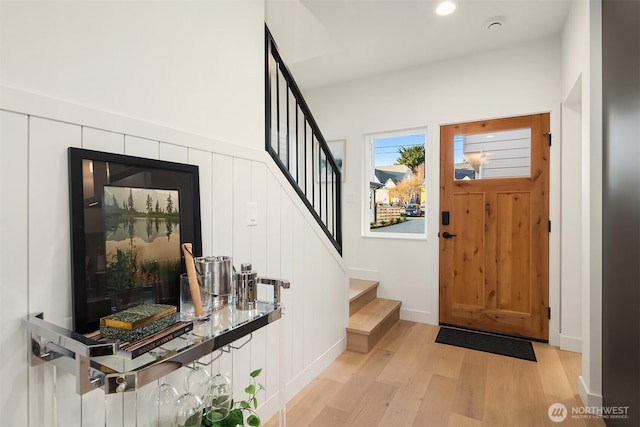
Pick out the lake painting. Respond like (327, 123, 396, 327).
(103, 185, 182, 309)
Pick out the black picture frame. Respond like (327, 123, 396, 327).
(68, 147, 202, 333)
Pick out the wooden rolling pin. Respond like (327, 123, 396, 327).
(181, 243, 204, 317)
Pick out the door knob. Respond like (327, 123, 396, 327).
(442, 231, 457, 239)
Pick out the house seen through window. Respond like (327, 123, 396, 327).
(365, 129, 426, 237)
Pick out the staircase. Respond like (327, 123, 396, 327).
(347, 279, 401, 353)
(265, 26, 342, 255)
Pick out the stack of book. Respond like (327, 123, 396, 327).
(87, 304, 193, 359)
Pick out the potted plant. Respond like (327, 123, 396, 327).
(201, 369, 264, 427)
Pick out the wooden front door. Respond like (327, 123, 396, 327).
(439, 113, 550, 341)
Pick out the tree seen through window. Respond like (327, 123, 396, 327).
(366, 130, 427, 236)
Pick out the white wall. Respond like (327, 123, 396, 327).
(0, 2, 347, 425)
(0, 1, 264, 151)
(303, 36, 564, 339)
(561, 0, 603, 409)
(559, 0, 588, 354)
(560, 76, 583, 353)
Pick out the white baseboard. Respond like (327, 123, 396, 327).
(400, 308, 436, 325)
(559, 334, 582, 353)
(258, 391, 282, 425)
(285, 337, 346, 401)
(578, 375, 603, 409)
(260, 337, 347, 425)
(347, 268, 379, 282)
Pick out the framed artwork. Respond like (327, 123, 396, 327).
(68, 147, 202, 333)
(327, 139, 346, 182)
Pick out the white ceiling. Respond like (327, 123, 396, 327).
(266, 0, 573, 90)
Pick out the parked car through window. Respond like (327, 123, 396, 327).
(403, 204, 422, 217)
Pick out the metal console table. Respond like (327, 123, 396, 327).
(22, 302, 282, 395)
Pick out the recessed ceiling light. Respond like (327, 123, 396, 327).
(435, 1, 457, 16)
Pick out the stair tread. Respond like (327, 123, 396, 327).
(349, 279, 379, 303)
(347, 298, 401, 335)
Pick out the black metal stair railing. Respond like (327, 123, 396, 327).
(265, 26, 342, 255)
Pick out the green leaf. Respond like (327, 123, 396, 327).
(257, 383, 265, 391)
(202, 413, 216, 426)
(240, 400, 250, 409)
(250, 368, 262, 378)
(223, 409, 243, 427)
(247, 415, 261, 427)
(252, 397, 258, 409)
(205, 410, 226, 423)
(245, 384, 256, 395)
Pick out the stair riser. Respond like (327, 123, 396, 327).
(349, 285, 378, 316)
(347, 305, 400, 353)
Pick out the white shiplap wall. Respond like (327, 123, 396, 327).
(0, 90, 347, 426)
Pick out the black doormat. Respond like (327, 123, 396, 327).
(435, 327, 537, 362)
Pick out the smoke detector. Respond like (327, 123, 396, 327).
(486, 17, 504, 31)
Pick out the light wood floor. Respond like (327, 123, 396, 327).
(266, 321, 605, 427)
